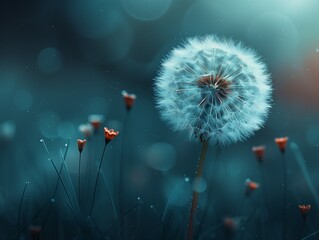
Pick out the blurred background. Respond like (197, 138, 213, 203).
(0, 0, 319, 239)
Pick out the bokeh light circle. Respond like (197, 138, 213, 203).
(14, 90, 33, 111)
(121, 0, 172, 21)
(39, 111, 60, 138)
(68, 0, 124, 39)
(146, 143, 176, 172)
(58, 121, 75, 139)
(37, 48, 63, 74)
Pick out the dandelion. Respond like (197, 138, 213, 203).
(275, 136, 289, 240)
(154, 35, 272, 240)
(122, 90, 136, 111)
(154, 35, 272, 145)
(298, 205, 311, 240)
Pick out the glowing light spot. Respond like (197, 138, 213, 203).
(14, 90, 33, 111)
(121, 0, 172, 21)
(146, 143, 176, 172)
(37, 48, 62, 74)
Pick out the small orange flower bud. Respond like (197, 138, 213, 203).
(245, 178, 259, 196)
(122, 90, 136, 111)
(79, 123, 93, 138)
(275, 137, 289, 153)
(77, 139, 86, 153)
(30, 225, 41, 240)
(104, 127, 119, 143)
(299, 204, 311, 219)
(223, 217, 238, 235)
(252, 145, 266, 162)
(88, 114, 104, 131)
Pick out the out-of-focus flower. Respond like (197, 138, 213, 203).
(252, 145, 266, 162)
(245, 178, 259, 196)
(275, 137, 289, 153)
(154, 35, 272, 145)
(78, 123, 93, 138)
(104, 127, 119, 143)
(122, 90, 136, 111)
(88, 114, 104, 131)
(223, 217, 239, 235)
(30, 225, 41, 240)
(299, 205, 311, 219)
(77, 139, 86, 153)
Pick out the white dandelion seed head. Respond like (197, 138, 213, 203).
(154, 35, 272, 145)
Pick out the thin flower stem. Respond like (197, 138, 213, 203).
(298, 219, 306, 240)
(186, 140, 209, 240)
(50, 158, 73, 208)
(17, 181, 29, 232)
(194, 147, 220, 239)
(119, 111, 128, 230)
(89, 141, 107, 216)
(78, 153, 82, 206)
(282, 152, 288, 240)
(301, 230, 319, 240)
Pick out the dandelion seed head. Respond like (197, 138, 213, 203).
(154, 35, 272, 145)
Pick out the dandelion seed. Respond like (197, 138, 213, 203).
(154, 35, 272, 145)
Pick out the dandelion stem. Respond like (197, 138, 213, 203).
(17, 181, 29, 232)
(78, 152, 82, 206)
(195, 147, 220, 239)
(186, 140, 209, 240)
(282, 152, 288, 240)
(298, 219, 306, 240)
(119, 112, 128, 230)
(89, 141, 107, 216)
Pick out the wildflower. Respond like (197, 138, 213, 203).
(154, 35, 272, 145)
(122, 90, 136, 111)
(30, 225, 41, 240)
(78, 123, 93, 138)
(223, 217, 239, 235)
(252, 145, 265, 162)
(88, 114, 104, 131)
(104, 127, 119, 143)
(299, 205, 311, 219)
(245, 178, 259, 196)
(77, 139, 86, 153)
(275, 137, 289, 153)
